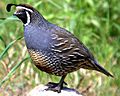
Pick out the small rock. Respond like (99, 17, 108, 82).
(27, 85, 82, 96)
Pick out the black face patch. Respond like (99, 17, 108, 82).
(14, 9, 27, 24)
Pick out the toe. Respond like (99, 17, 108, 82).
(45, 86, 61, 93)
(46, 82, 58, 88)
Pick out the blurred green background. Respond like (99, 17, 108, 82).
(0, 0, 120, 96)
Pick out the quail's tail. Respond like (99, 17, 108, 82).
(90, 60, 113, 77)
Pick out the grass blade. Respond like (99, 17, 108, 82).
(0, 36, 23, 60)
(0, 56, 30, 87)
(0, 36, 6, 47)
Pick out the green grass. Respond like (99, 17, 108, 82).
(0, 0, 120, 96)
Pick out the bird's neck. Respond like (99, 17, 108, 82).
(28, 12, 49, 28)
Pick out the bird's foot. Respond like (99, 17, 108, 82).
(46, 82, 67, 88)
(46, 82, 58, 88)
(45, 82, 67, 93)
(46, 85, 61, 93)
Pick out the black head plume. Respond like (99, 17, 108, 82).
(6, 4, 18, 12)
(6, 3, 34, 12)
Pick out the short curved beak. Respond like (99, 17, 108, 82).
(13, 12, 18, 16)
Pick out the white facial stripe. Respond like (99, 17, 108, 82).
(16, 6, 33, 13)
(24, 11, 30, 26)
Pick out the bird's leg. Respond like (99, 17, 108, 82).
(46, 75, 67, 93)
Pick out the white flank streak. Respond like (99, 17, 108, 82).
(16, 6, 33, 12)
(24, 11, 30, 26)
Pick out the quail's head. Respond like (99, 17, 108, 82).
(6, 4, 44, 26)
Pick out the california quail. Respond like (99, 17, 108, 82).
(6, 4, 113, 93)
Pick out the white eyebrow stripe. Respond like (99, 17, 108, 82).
(24, 11, 30, 26)
(16, 6, 33, 12)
